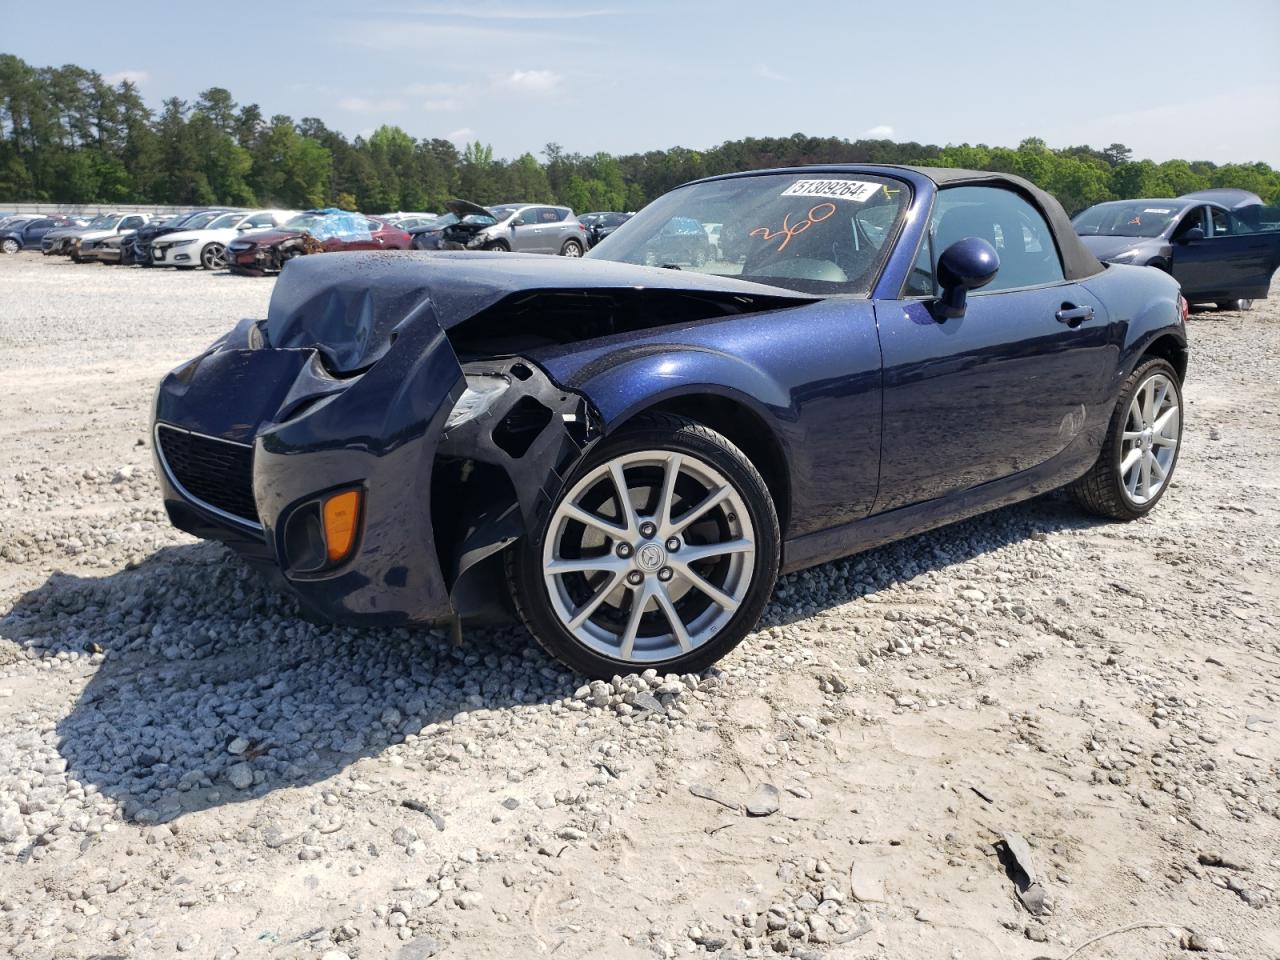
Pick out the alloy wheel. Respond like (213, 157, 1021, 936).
(1, 239, 18, 255)
(542, 450, 756, 664)
(202, 243, 226, 270)
(562, 240, 583, 257)
(1120, 372, 1180, 506)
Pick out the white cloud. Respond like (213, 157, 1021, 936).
(863, 125, 895, 139)
(104, 69, 149, 86)
(493, 69, 562, 95)
(752, 64, 788, 82)
(445, 127, 476, 143)
(338, 96, 405, 113)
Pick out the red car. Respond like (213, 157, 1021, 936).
(226, 209, 411, 275)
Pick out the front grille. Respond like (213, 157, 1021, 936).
(157, 425, 259, 525)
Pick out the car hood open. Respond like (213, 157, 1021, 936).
(445, 199, 494, 220)
(265, 251, 819, 373)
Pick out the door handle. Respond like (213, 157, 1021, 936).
(1056, 304, 1095, 326)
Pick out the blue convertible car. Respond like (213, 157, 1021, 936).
(153, 165, 1188, 677)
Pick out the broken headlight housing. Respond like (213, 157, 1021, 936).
(444, 374, 509, 430)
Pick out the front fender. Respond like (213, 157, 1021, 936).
(562, 345, 793, 433)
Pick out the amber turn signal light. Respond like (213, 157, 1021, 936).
(322, 489, 362, 563)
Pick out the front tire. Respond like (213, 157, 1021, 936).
(0, 239, 18, 255)
(483, 240, 510, 252)
(508, 414, 780, 678)
(1070, 358, 1183, 520)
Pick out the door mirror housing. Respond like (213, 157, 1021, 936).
(932, 236, 1000, 319)
(1177, 226, 1205, 243)
(511, 218, 525, 227)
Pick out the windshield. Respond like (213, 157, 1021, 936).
(1073, 201, 1180, 238)
(588, 173, 909, 295)
(208, 212, 242, 229)
(87, 215, 117, 229)
(281, 212, 370, 241)
(181, 211, 224, 229)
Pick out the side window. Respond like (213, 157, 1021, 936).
(1171, 207, 1205, 240)
(29, 218, 53, 230)
(930, 186, 1065, 292)
(1208, 207, 1231, 237)
(903, 232, 935, 297)
(248, 213, 276, 227)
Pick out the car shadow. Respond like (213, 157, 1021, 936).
(3, 491, 1103, 823)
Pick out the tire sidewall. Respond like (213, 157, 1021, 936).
(511, 418, 780, 677)
(201, 243, 225, 270)
(561, 239, 583, 257)
(1104, 358, 1183, 517)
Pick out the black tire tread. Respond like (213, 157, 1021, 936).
(1069, 357, 1180, 520)
(505, 412, 780, 678)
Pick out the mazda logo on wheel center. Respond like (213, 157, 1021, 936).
(636, 543, 666, 571)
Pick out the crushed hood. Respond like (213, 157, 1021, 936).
(445, 199, 494, 219)
(265, 251, 818, 373)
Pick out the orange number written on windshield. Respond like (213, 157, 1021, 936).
(750, 203, 837, 252)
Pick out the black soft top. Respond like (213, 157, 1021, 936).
(897, 165, 1104, 281)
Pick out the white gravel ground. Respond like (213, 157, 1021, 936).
(0, 253, 1278, 960)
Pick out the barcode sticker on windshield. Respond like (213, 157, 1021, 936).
(1143, 208, 1173, 214)
(781, 179, 881, 203)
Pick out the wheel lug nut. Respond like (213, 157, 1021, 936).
(626, 571, 643, 586)
(657, 567, 673, 582)
(616, 543, 633, 558)
(639, 521, 657, 538)
(665, 537, 680, 552)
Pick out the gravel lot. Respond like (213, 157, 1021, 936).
(1, 253, 1277, 960)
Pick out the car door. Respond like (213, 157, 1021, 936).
(510, 207, 546, 253)
(1166, 205, 1218, 297)
(1173, 204, 1279, 301)
(873, 184, 1115, 513)
(24, 218, 55, 245)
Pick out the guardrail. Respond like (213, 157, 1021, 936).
(1, 203, 249, 216)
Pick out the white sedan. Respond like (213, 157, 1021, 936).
(151, 209, 296, 269)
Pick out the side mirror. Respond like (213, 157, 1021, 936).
(1177, 226, 1205, 243)
(932, 237, 1000, 320)
(511, 218, 524, 228)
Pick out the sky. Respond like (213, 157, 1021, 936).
(5, 0, 1279, 165)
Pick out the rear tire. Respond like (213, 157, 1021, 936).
(1069, 358, 1183, 521)
(560, 239, 583, 257)
(507, 413, 780, 678)
(200, 242, 226, 270)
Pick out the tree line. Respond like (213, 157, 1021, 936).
(3, 53, 1279, 216)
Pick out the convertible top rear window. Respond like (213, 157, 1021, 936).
(587, 173, 909, 295)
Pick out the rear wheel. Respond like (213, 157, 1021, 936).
(560, 239, 583, 258)
(200, 242, 226, 270)
(508, 414, 780, 678)
(1069, 358, 1183, 520)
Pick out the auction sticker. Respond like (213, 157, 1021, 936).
(781, 179, 881, 203)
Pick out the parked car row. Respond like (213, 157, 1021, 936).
(0, 214, 88, 253)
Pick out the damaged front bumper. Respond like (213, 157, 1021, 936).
(152, 310, 598, 627)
